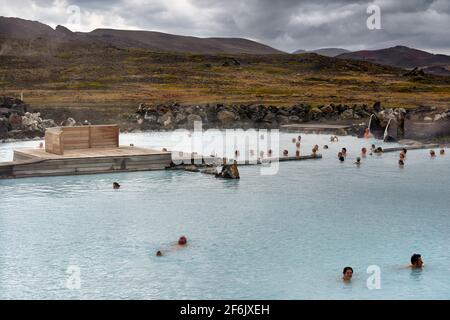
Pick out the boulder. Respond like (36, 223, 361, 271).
(309, 107, 322, 120)
(158, 112, 174, 127)
(61, 117, 76, 127)
(174, 112, 187, 124)
(0, 108, 11, 116)
(8, 113, 23, 129)
(288, 115, 300, 123)
(144, 112, 158, 123)
(276, 115, 289, 124)
(320, 105, 334, 114)
(41, 119, 56, 129)
(217, 110, 236, 125)
(216, 162, 240, 179)
(0, 117, 10, 135)
(187, 114, 202, 127)
(340, 109, 354, 120)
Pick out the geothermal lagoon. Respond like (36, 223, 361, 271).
(0, 131, 449, 299)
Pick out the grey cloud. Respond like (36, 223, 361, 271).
(1, 0, 449, 53)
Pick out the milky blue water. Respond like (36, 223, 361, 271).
(0, 132, 449, 299)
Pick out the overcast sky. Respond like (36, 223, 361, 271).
(1, 0, 450, 54)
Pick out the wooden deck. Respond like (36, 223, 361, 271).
(0, 146, 172, 179)
(13, 146, 166, 161)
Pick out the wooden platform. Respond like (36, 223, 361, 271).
(0, 146, 172, 179)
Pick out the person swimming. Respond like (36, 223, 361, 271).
(156, 250, 162, 257)
(399, 152, 405, 161)
(296, 142, 301, 149)
(178, 236, 187, 246)
(324, 145, 329, 149)
(399, 159, 405, 166)
(371, 144, 376, 151)
(342, 267, 353, 282)
(410, 254, 424, 269)
(113, 182, 121, 189)
(339, 155, 345, 162)
(341, 148, 347, 157)
(374, 147, 383, 154)
(298, 135, 302, 142)
(283, 150, 289, 156)
(361, 147, 367, 156)
(430, 150, 436, 157)
(440, 149, 445, 155)
(295, 150, 300, 157)
(354, 157, 361, 165)
(363, 128, 370, 139)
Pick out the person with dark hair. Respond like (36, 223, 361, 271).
(440, 149, 445, 155)
(410, 254, 424, 269)
(324, 145, 329, 149)
(399, 159, 405, 166)
(430, 150, 436, 158)
(371, 144, 376, 151)
(283, 150, 289, 157)
(341, 148, 347, 157)
(402, 148, 408, 155)
(342, 267, 353, 282)
(361, 147, 367, 157)
(354, 157, 361, 166)
(156, 250, 162, 257)
(339, 155, 345, 162)
(178, 236, 188, 246)
(113, 182, 121, 189)
(374, 147, 383, 154)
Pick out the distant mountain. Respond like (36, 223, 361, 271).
(0, 16, 283, 55)
(337, 46, 450, 75)
(292, 48, 350, 57)
(310, 48, 350, 57)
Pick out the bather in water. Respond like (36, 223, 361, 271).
(342, 267, 353, 282)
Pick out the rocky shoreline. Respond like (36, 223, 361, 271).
(1, 96, 449, 143)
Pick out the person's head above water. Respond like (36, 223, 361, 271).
(403, 148, 408, 154)
(356, 157, 361, 163)
(430, 150, 436, 157)
(113, 182, 121, 189)
(399, 159, 405, 166)
(362, 147, 367, 154)
(156, 250, 162, 257)
(178, 236, 187, 245)
(411, 254, 423, 268)
(440, 149, 445, 155)
(342, 267, 353, 281)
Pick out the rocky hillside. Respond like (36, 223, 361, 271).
(337, 46, 450, 76)
(0, 16, 282, 55)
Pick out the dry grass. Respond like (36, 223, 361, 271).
(1, 45, 450, 110)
